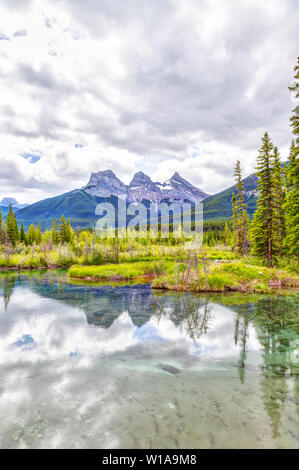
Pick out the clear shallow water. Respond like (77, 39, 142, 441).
(0, 271, 298, 449)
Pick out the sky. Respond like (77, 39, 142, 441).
(0, 0, 298, 204)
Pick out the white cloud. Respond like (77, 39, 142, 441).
(0, 0, 297, 203)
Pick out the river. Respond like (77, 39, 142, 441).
(0, 271, 298, 448)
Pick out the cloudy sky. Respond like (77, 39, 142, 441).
(0, 0, 298, 204)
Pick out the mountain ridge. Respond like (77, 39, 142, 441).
(0, 197, 28, 210)
(14, 168, 260, 228)
(82, 170, 209, 204)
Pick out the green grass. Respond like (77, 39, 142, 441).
(151, 258, 299, 293)
(69, 261, 164, 280)
(1, 240, 298, 295)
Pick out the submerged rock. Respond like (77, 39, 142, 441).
(158, 363, 181, 375)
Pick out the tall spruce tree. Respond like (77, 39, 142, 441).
(66, 218, 73, 243)
(232, 192, 241, 251)
(272, 146, 285, 256)
(51, 219, 59, 245)
(27, 224, 36, 245)
(232, 161, 249, 254)
(251, 132, 275, 266)
(36, 220, 42, 244)
(0, 208, 2, 242)
(5, 204, 19, 246)
(289, 57, 299, 143)
(283, 140, 299, 256)
(19, 222, 27, 244)
(59, 215, 67, 243)
(283, 58, 299, 257)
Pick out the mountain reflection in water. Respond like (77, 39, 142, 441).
(0, 271, 298, 449)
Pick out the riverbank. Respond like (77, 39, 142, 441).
(68, 261, 164, 281)
(1, 243, 298, 294)
(68, 258, 299, 294)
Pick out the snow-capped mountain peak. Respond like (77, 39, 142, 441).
(82, 170, 127, 198)
(83, 170, 209, 204)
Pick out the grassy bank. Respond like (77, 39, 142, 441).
(151, 259, 299, 293)
(0, 242, 239, 270)
(69, 261, 166, 280)
(1, 239, 298, 294)
(68, 254, 299, 294)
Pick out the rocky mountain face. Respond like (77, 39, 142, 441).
(82, 170, 209, 204)
(156, 172, 209, 203)
(16, 168, 262, 229)
(0, 197, 28, 210)
(82, 170, 127, 199)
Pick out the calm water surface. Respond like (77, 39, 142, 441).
(0, 271, 298, 449)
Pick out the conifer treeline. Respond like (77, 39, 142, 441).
(0, 209, 73, 247)
(232, 57, 299, 265)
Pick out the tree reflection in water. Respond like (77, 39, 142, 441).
(0, 271, 298, 440)
(253, 296, 299, 437)
(153, 293, 211, 341)
(229, 295, 298, 437)
(0, 273, 16, 311)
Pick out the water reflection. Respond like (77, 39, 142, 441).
(0, 271, 298, 448)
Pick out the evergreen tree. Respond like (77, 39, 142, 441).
(19, 222, 27, 244)
(13, 213, 19, 243)
(232, 161, 249, 254)
(231, 192, 240, 251)
(251, 132, 275, 266)
(5, 204, 19, 246)
(283, 58, 299, 257)
(59, 215, 67, 243)
(51, 219, 59, 245)
(289, 57, 299, 144)
(0, 208, 3, 242)
(27, 224, 36, 245)
(223, 222, 231, 247)
(283, 140, 299, 256)
(36, 220, 42, 244)
(66, 218, 73, 243)
(272, 146, 285, 256)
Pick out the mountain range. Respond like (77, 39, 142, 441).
(0, 197, 28, 217)
(2, 169, 259, 228)
(83, 170, 209, 203)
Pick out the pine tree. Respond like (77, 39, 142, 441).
(13, 212, 19, 244)
(272, 146, 285, 256)
(283, 58, 299, 257)
(231, 192, 241, 251)
(232, 161, 249, 254)
(59, 215, 67, 243)
(20, 222, 27, 244)
(27, 224, 36, 245)
(283, 140, 299, 256)
(66, 218, 73, 243)
(5, 204, 19, 246)
(0, 208, 3, 242)
(289, 57, 299, 144)
(223, 222, 231, 247)
(35, 220, 42, 244)
(251, 132, 275, 266)
(51, 219, 59, 245)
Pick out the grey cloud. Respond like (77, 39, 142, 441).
(0, 0, 298, 200)
(0, 33, 10, 41)
(57, 0, 297, 158)
(14, 30, 27, 38)
(57, 0, 175, 38)
(17, 63, 72, 93)
(1, 0, 32, 9)
(1, 105, 16, 117)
